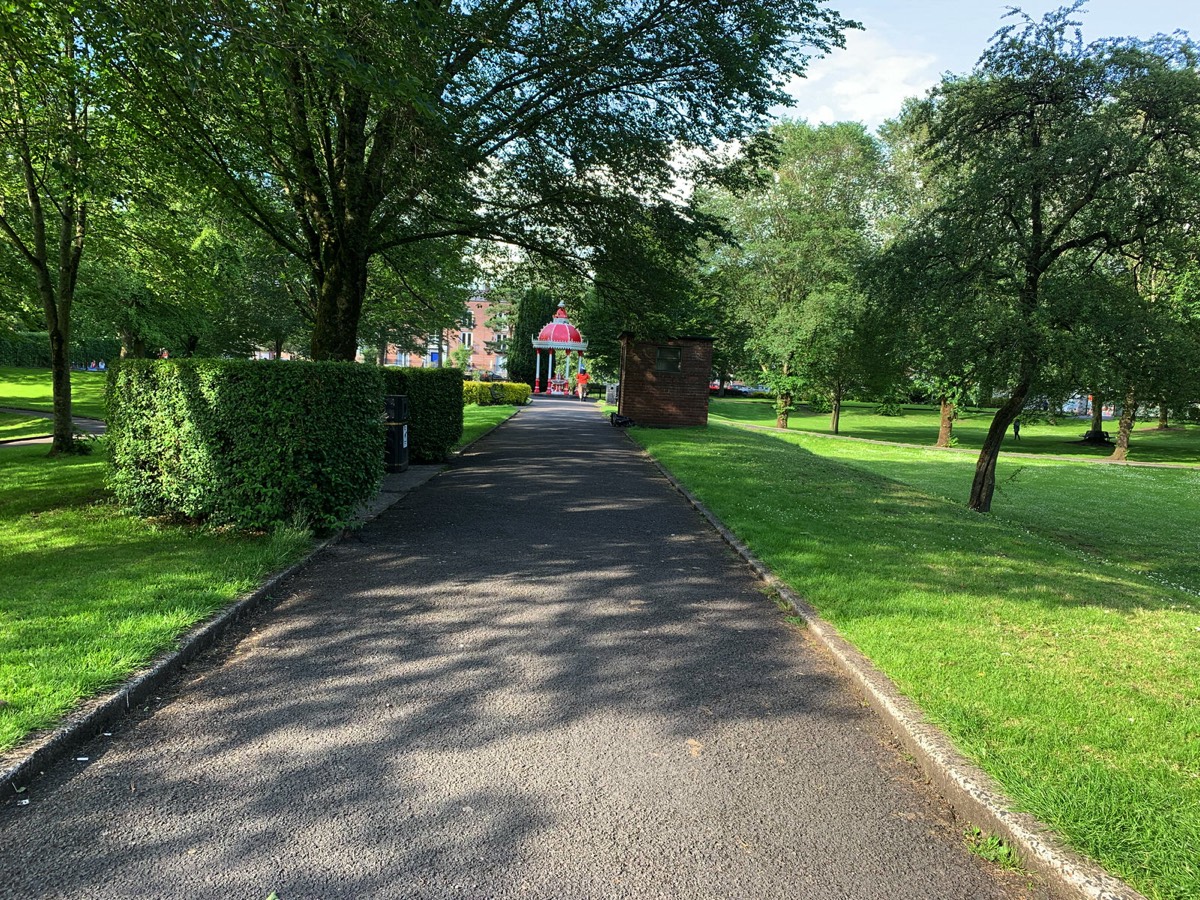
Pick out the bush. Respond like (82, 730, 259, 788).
(0, 330, 121, 368)
(463, 380, 532, 406)
(381, 367, 464, 461)
(107, 359, 384, 531)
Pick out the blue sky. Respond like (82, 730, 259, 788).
(782, 1, 1200, 129)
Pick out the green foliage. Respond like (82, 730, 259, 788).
(963, 828, 1021, 870)
(506, 287, 561, 388)
(0, 331, 120, 368)
(381, 367, 464, 462)
(462, 381, 531, 406)
(107, 360, 384, 531)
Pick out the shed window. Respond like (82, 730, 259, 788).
(655, 347, 682, 373)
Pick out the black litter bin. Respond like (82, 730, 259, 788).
(384, 394, 410, 473)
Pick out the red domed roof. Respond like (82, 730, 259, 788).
(532, 302, 587, 350)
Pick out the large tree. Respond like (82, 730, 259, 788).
(700, 120, 892, 431)
(0, 5, 117, 452)
(107, 0, 857, 360)
(901, 3, 1200, 511)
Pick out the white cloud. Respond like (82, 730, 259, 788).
(780, 30, 940, 130)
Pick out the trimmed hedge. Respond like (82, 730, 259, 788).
(381, 367, 464, 462)
(107, 359, 384, 531)
(0, 330, 121, 368)
(462, 381, 532, 406)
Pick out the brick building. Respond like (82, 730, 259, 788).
(390, 296, 509, 376)
(617, 334, 714, 427)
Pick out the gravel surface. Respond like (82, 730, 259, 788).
(0, 397, 1039, 899)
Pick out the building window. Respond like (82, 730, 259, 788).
(461, 332, 473, 347)
(655, 346, 682, 373)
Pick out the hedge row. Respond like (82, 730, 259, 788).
(107, 360, 384, 532)
(0, 331, 121, 368)
(462, 381, 532, 406)
(381, 367, 463, 462)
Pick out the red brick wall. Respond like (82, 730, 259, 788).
(618, 336, 713, 427)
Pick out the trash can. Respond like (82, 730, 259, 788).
(384, 394, 410, 473)
(605, 383, 619, 404)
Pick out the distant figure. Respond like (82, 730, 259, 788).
(97, 360, 106, 371)
(88, 360, 97, 371)
(1012, 418, 1021, 441)
(576, 370, 590, 400)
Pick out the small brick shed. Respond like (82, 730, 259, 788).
(617, 333, 714, 427)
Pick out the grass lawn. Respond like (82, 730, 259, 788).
(0, 366, 108, 419)
(457, 404, 521, 450)
(0, 442, 311, 753)
(709, 397, 1200, 464)
(631, 422, 1199, 900)
(0, 412, 51, 442)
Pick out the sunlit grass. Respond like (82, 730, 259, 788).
(0, 412, 51, 441)
(0, 443, 311, 752)
(457, 404, 520, 449)
(709, 397, 1200, 464)
(632, 422, 1200, 900)
(0, 366, 108, 419)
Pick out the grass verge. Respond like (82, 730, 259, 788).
(0, 442, 311, 753)
(631, 423, 1199, 900)
(0, 366, 108, 419)
(457, 404, 521, 450)
(709, 397, 1200, 464)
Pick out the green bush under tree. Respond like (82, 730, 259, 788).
(381, 367, 464, 461)
(107, 359, 384, 531)
(462, 381, 531, 406)
(0, 331, 121, 369)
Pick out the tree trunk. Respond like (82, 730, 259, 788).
(1110, 389, 1137, 461)
(274, 337, 284, 360)
(830, 389, 842, 435)
(775, 392, 791, 429)
(1090, 397, 1103, 434)
(1158, 404, 1169, 430)
(936, 395, 955, 448)
(48, 315, 74, 452)
(968, 378, 1031, 513)
(309, 239, 369, 361)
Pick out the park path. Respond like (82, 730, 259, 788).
(0, 405, 105, 446)
(0, 397, 1034, 899)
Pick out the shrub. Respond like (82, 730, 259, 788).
(463, 380, 532, 406)
(107, 359, 384, 531)
(381, 367, 464, 461)
(0, 330, 121, 368)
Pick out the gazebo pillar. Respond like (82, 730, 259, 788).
(534, 350, 542, 393)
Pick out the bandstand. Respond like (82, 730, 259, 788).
(532, 302, 588, 394)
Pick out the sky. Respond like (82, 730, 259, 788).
(782, 0, 1200, 130)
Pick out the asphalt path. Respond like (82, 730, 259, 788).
(0, 397, 1036, 899)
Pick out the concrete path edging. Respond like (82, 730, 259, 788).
(0, 464, 445, 799)
(624, 430, 1147, 900)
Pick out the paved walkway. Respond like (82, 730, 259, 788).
(0, 405, 105, 446)
(0, 398, 1034, 899)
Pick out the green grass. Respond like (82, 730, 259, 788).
(0, 412, 51, 441)
(0, 365, 108, 419)
(457, 404, 521, 449)
(709, 397, 1200, 464)
(631, 422, 1200, 900)
(0, 443, 311, 752)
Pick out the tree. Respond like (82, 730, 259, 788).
(0, 5, 115, 452)
(700, 121, 892, 432)
(902, 4, 1200, 511)
(506, 285, 562, 389)
(108, 0, 858, 360)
